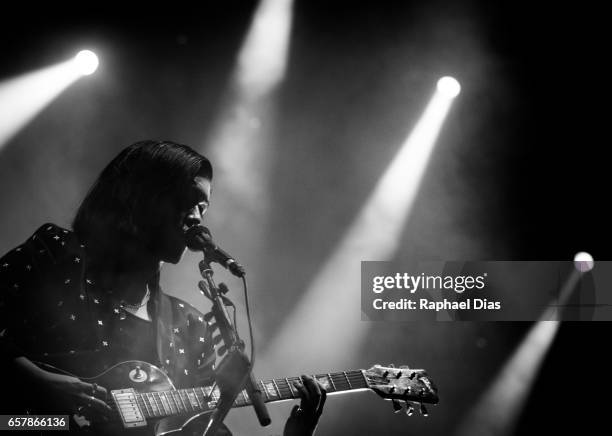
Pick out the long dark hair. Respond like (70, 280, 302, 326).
(73, 140, 212, 263)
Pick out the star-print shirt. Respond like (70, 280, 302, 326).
(0, 223, 217, 388)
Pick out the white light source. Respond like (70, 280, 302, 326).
(437, 76, 461, 98)
(74, 50, 99, 76)
(574, 251, 594, 272)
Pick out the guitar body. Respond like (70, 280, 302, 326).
(74, 361, 213, 436)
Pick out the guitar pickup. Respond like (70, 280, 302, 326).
(111, 389, 147, 428)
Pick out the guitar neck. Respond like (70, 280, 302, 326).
(133, 370, 368, 419)
(241, 370, 369, 405)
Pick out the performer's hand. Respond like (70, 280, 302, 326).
(283, 375, 327, 436)
(16, 358, 111, 418)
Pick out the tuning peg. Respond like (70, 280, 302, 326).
(405, 404, 414, 416)
(392, 400, 402, 413)
(388, 386, 395, 394)
(404, 386, 412, 396)
(419, 404, 428, 417)
(409, 372, 416, 380)
(395, 371, 402, 379)
(382, 370, 389, 378)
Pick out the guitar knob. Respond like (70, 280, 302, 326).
(389, 386, 396, 394)
(404, 387, 412, 395)
(382, 371, 389, 378)
(395, 371, 402, 379)
(129, 365, 148, 383)
(405, 404, 414, 416)
(419, 404, 429, 417)
(392, 400, 402, 413)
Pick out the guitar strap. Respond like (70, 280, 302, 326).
(152, 286, 179, 378)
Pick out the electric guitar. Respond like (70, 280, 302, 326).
(27, 360, 439, 435)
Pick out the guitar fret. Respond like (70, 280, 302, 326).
(271, 379, 282, 399)
(348, 370, 368, 388)
(358, 370, 368, 388)
(153, 392, 162, 416)
(204, 386, 216, 402)
(193, 389, 201, 409)
(330, 373, 347, 391)
(143, 393, 154, 416)
(180, 390, 194, 412)
(259, 380, 270, 401)
(148, 393, 160, 416)
(164, 391, 177, 414)
(343, 371, 353, 389)
(327, 373, 337, 392)
(196, 387, 208, 407)
(157, 391, 170, 416)
(138, 393, 152, 418)
(187, 388, 201, 410)
(234, 389, 248, 406)
(285, 378, 297, 398)
(210, 386, 220, 402)
(173, 390, 187, 413)
(154, 392, 165, 416)
(275, 378, 289, 399)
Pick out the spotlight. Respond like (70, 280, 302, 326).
(573, 251, 594, 272)
(74, 50, 99, 76)
(436, 76, 461, 98)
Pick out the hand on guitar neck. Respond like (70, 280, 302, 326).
(283, 375, 327, 436)
(12, 356, 113, 420)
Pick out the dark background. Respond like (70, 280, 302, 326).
(0, 1, 608, 434)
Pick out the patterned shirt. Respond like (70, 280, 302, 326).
(0, 223, 217, 389)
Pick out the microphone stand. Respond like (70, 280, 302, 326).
(198, 258, 270, 436)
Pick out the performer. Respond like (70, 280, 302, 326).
(0, 140, 326, 435)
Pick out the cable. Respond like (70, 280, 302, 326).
(242, 276, 255, 369)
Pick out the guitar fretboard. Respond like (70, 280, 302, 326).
(134, 371, 368, 419)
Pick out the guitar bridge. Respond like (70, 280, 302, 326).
(111, 388, 147, 428)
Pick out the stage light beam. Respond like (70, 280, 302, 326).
(205, 0, 294, 204)
(456, 261, 590, 436)
(0, 59, 84, 150)
(262, 78, 462, 373)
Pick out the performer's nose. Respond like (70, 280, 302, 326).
(184, 205, 202, 228)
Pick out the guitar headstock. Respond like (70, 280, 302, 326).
(364, 364, 439, 416)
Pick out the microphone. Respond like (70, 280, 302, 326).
(184, 225, 246, 278)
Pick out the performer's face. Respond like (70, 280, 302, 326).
(155, 175, 211, 264)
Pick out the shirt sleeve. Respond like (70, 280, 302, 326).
(0, 224, 59, 361)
